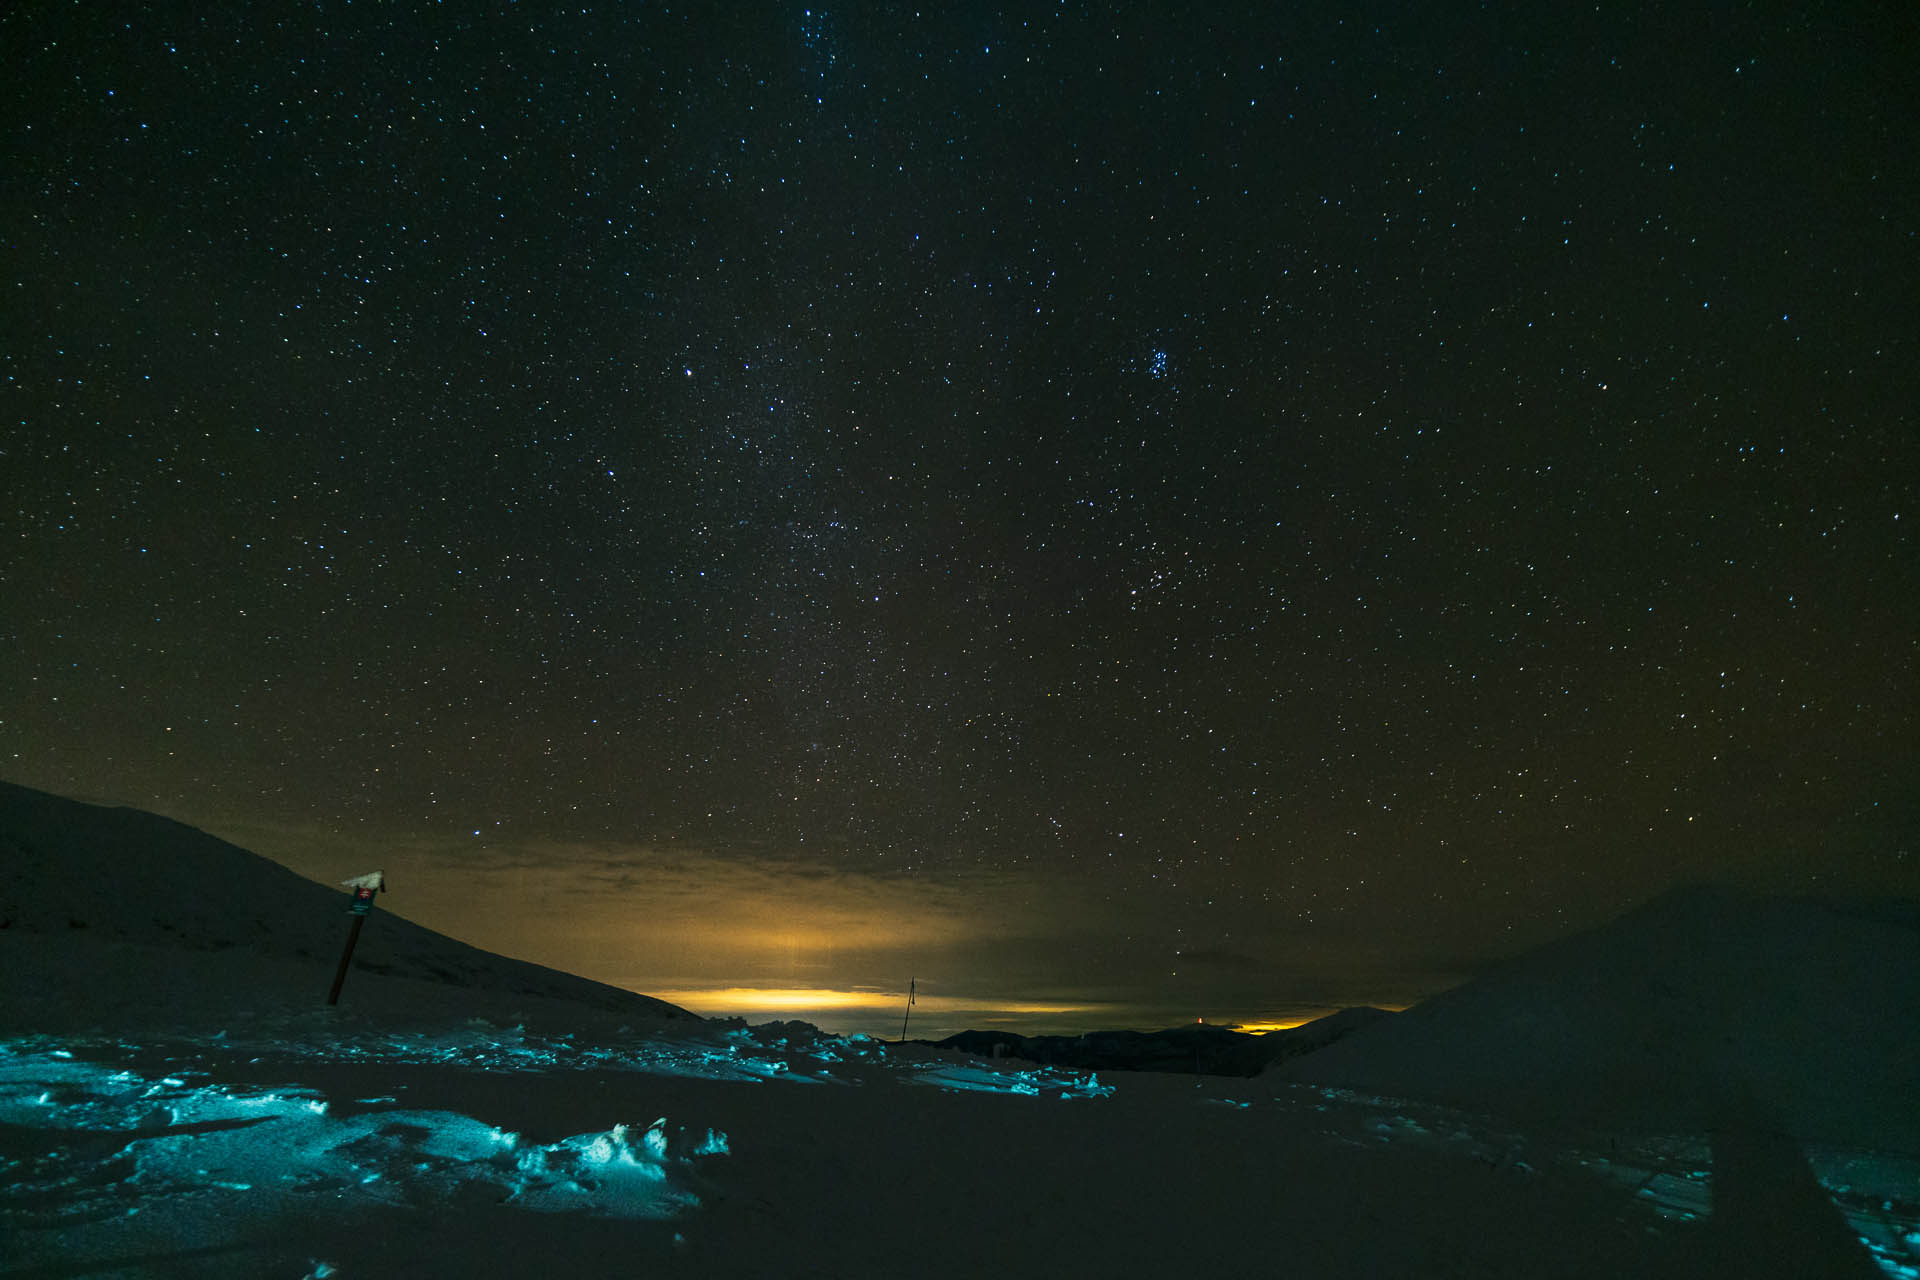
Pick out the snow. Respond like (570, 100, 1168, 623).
(5, 977, 1912, 1278)
(0, 1019, 1717, 1277)
(0, 1042, 719, 1223)
(1272, 884, 1920, 1152)
(3, 782, 1917, 1277)
(0, 780, 693, 1028)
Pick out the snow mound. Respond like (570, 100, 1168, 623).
(0, 1042, 727, 1226)
(1275, 884, 1920, 1151)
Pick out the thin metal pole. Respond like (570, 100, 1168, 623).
(899, 977, 915, 1043)
(326, 913, 367, 1006)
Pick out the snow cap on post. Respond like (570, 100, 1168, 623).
(340, 871, 386, 893)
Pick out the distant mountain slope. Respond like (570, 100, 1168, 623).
(0, 780, 694, 1023)
(1273, 884, 1920, 1150)
(932, 1006, 1393, 1077)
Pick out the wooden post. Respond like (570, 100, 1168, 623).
(326, 912, 367, 1005)
(899, 977, 915, 1043)
(326, 871, 386, 1006)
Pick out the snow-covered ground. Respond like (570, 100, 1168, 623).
(4, 783, 1917, 1277)
(3, 998, 1915, 1278)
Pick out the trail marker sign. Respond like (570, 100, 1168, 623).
(327, 871, 387, 1005)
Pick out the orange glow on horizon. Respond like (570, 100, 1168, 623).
(649, 986, 1098, 1019)
(1225, 1005, 1414, 1033)
(648, 988, 1417, 1032)
(1228, 1016, 1327, 1033)
(650, 987, 886, 1013)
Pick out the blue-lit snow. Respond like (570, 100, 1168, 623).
(0, 1042, 718, 1222)
(0, 1020, 1113, 1240)
(4, 1024, 1916, 1277)
(133, 1014, 1114, 1096)
(225, 1017, 923, 1085)
(906, 1060, 1113, 1099)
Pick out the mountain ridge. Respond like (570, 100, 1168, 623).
(926, 1005, 1393, 1077)
(0, 779, 694, 1025)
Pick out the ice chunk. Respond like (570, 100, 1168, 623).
(0, 1044, 722, 1226)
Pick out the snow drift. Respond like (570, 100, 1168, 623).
(1272, 883, 1920, 1152)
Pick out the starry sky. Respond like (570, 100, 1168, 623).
(4, 2, 1915, 1036)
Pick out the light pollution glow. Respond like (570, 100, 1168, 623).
(648, 987, 1413, 1039)
(226, 822, 1439, 1038)
(650, 987, 1097, 1019)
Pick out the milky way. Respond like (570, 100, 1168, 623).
(4, 3, 1914, 1014)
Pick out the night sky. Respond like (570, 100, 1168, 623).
(5, 2, 1915, 1035)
